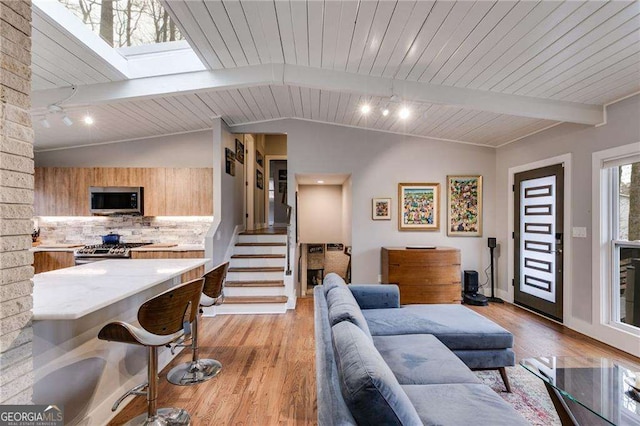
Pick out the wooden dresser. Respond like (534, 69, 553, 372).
(381, 247, 462, 304)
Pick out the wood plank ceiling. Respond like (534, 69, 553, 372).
(31, 0, 640, 150)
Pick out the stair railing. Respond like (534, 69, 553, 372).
(285, 205, 293, 275)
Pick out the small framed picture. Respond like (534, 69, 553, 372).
(447, 175, 482, 237)
(327, 243, 344, 251)
(256, 169, 264, 189)
(398, 182, 440, 231)
(225, 148, 235, 176)
(372, 198, 391, 220)
(256, 150, 264, 167)
(235, 138, 244, 164)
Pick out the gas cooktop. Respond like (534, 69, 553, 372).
(74, 242, 152, 258)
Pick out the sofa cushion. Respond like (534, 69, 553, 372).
(349, 284, 401, 309)
(322, 272, 347, 296)
(327, 287, 373, 340)
(373, 334, 481, 385)
(331, 321, 422, 426)
(402, 383, 528, 425)
(363, 304, 513, 350)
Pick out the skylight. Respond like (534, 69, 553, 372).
(58, 0, 184, 48)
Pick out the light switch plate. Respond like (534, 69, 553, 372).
(572, 227, 587, 238)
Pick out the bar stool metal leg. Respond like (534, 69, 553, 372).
(166, 314, 222, 386)
(124, 347, 191, 426)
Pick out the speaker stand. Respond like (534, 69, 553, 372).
(488, 246, 503, 304)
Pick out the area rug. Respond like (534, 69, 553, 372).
(476, 367, 561, 426)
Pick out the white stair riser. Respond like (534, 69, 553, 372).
(202, 303, 287, 316)
(234, 245, 286, 255)
(238, 234, 287, 244)
(230, 258, 285, 268)
(227, 271, 283, 281)
(225, 286, 285, 297)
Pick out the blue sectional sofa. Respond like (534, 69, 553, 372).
(315, 273, 528, 425)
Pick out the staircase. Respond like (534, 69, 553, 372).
(214, 228, 289, 314)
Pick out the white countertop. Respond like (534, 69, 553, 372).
(33, 258, 208, 321)
(31, 244, 205, 253)
(130, 244, 204, 252)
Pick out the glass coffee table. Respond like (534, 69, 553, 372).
(521, 357, 640, 425)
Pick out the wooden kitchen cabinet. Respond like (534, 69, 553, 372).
(33, 251, 75, 274)
(381, 247, 462, 304)
(165, 168, 213, 216)
(131, 250, 205, 283)
(34, 167, 212, 216)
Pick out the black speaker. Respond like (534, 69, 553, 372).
(463, 270, 479, 293)
(488, 237, 497, 248)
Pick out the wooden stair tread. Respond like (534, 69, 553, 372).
(224, 296, 288, 304)
(226, 280, 285, 287)
(228, 267, 285, 272)
(235, 243, 286, 247)
(231, 254, 285, 259)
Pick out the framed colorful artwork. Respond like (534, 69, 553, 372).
(372, 198, 391, 220)
(235, 138, 244, 164)
(447, 175, 482, 237)
(398, 183, 440, 231)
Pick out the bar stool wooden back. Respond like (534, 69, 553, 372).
(167, 262, 229, 386)
(98, 278, 204, 425)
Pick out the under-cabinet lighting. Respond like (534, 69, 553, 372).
(154, 216, 214, 222)
(317, 180, 325, 184)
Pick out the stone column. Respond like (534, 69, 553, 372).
(0, 0, 34, 404)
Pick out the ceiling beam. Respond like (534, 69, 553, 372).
(31, 64, 604, 125)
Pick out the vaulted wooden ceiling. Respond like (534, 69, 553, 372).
(30, 0, 640, 150)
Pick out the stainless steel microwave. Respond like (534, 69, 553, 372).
(89, 187, 144, 215)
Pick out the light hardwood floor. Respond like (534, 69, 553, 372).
(110, 298, 640, 425)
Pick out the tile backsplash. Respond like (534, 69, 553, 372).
(35, 216, 213, 245)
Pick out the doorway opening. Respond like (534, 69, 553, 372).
(295, 174, 352, 295)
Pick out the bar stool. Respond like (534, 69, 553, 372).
(98, 278, 204, 426)
(167, 262, 229, 386)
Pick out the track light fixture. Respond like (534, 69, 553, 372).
(39, 117, 50, 128)
(62, 115, 73, 126)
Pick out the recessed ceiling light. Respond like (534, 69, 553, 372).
(317, 180, 325, 184)
(382, 109, 389, 117)
(360, 104, 371, 114)
(83, 115, 94, 125)
(399, 107, 410, 120)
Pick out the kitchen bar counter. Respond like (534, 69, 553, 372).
(31, 244, 205, 253)
(33, 258, 208, 320)
(32, 258, 208, 425)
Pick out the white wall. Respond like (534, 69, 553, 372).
(495, 95, 640, 325)
(342, 177, 353, 246)
(232, 119, 496, 284)
(298, 185, 343, 243)
(207, 120, 245, 267)
(34, 130, 214, 167)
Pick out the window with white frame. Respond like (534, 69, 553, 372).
(605, 155, 640, 330)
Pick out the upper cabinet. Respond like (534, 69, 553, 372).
(34, 167, 213, 216)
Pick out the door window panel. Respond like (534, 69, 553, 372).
(614, 161, 640, 328)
